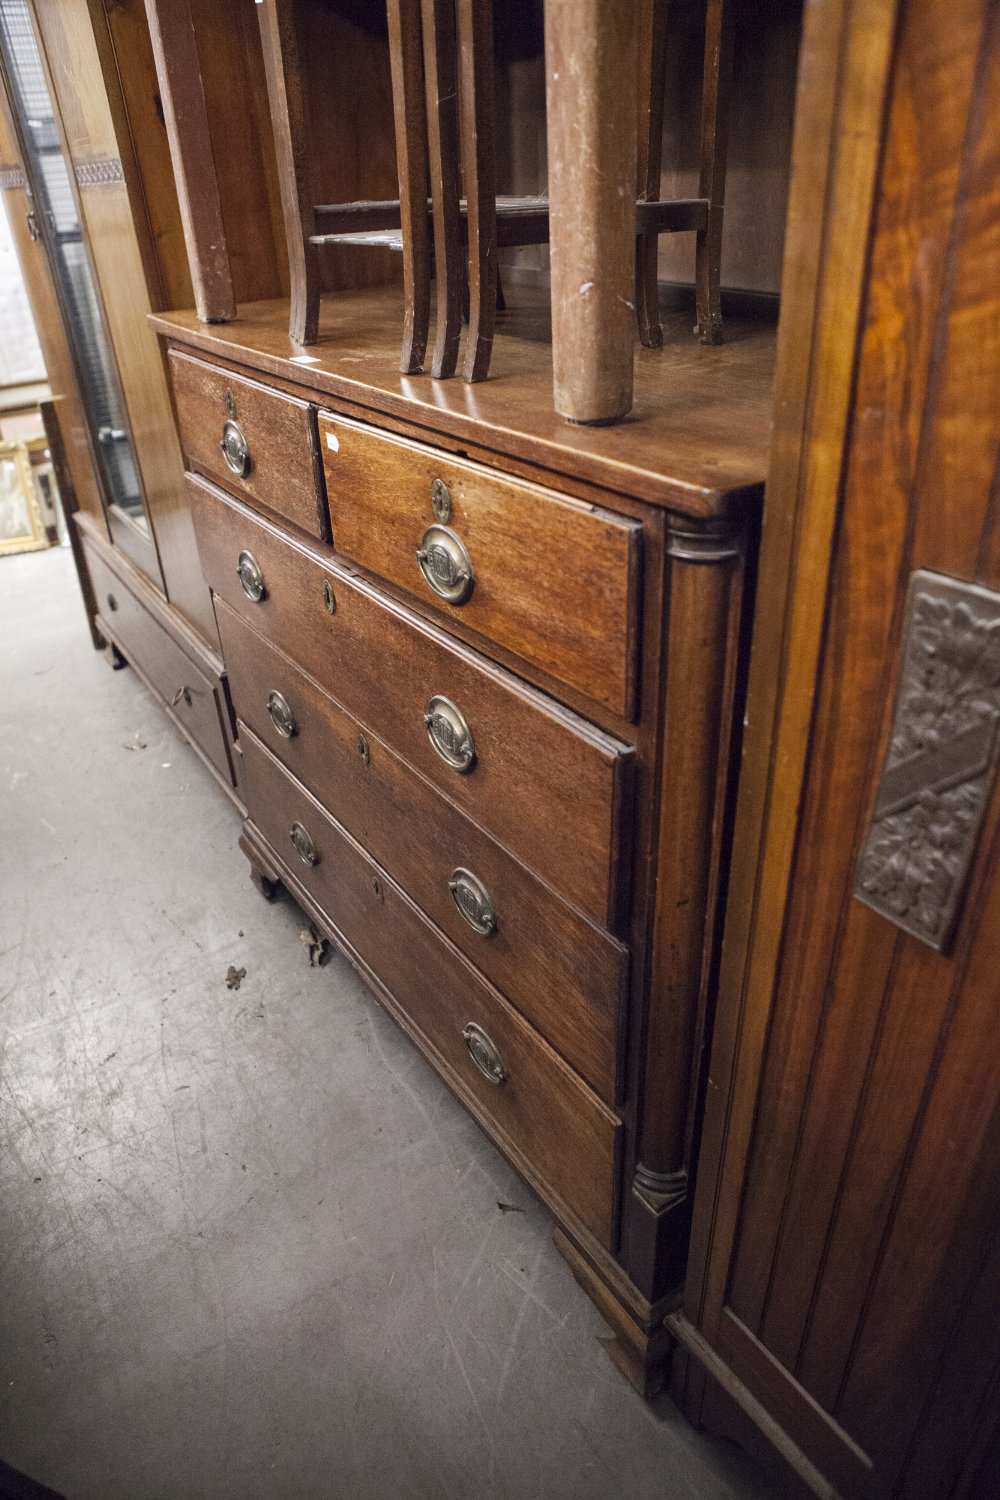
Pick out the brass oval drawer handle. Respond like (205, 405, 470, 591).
(267, 690, 296, 739)
(289, 821, 318, 867)
(236, 549, 265, 602)
(448, 868, 497, 937)
(220, 419, 251, 478)
(423, 695, 476, 772)
(462, 1022, 507, 1086)
(416, 524, 474, 605)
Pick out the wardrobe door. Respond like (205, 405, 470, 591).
(673, 0, 1000, 1496)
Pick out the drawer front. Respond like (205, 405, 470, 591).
(219, 598, 627, 1102)
(190, 476, 633, 928)
(169, 348, 327, 541)
(318, 412, 641, 718)
(84, 540, 234, 786)
(241, 728, 620, 1247)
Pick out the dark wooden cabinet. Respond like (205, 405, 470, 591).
(670, 0, 1000, 1494)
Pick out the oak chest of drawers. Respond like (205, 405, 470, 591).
(156, 306, 768, 1394)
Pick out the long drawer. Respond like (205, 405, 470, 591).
(190, 475, 633, 928)
(240, 727, 621, 1248)
(83, 534, 234, 786)
(218, 597, 628, 1102)
(169, 348, 328, 542)
(318, 411, 642, 718)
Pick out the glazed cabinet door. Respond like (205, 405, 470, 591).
(0, 0, 162, 585)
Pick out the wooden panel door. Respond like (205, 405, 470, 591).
(672, 0, 1000, 1496)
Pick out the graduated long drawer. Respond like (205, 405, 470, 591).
(240, 728, 621, 1249)
(219, 597, 629, 1102)
(190, 475, 634, 928)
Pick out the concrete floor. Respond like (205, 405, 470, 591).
(0, 547, 769, 1500)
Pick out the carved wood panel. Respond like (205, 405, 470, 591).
(854, 570, 1000, 950)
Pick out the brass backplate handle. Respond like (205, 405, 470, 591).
(220, 418, 251, 478)
(416, 524, 474, 605)
(430, 476, 452, 523)
(237, 549, 265, 602)
(289, 821, 319, 867)
(448, 868, 497, 936)
(267, 690, 297, 739)
(424, 695, 476, 772)
(462, 1023, 507, 1086)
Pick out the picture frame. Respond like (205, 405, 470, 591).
(0, 437, 49, 555)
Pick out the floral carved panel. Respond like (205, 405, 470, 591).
(855, 570, 1000, 951)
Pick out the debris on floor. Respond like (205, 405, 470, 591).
(121, 733, 146, 751)
(497, 1201, 525, 1215)
(225, 965, 247, 991)
(299, 923, 330, 967)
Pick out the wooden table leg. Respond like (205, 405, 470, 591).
(143, 0, 235, 324)
(456, 0, 498, 383)
(545, 0, 638, 423)
(635, 0, 669, 349)
(420, 0, 463, 379)
(388, 0, 431, 374)
(695, 0, 735, 345)
(258, 0, 320, 345)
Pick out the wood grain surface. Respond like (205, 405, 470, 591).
(169, 348, 327, 541)
(678, 0, 1000, 1493)
(190, 476, 634, 927)
(218, 598, 629, 1102)
(151, 287, 775, 517)
(319, 411, 641, 716)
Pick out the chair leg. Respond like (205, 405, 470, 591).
(388, 0, 431, 373)
(635, 0, 669, 349)
(695, 0, 735, 345)
(258, 0, 320, 344)
(421, 0, 463, 378)
(545, 0, 639, 424)
(457, 0, 498, 383)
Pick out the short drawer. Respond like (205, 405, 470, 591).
(169, 348, 327, 541)
(83, 538, 234, 786)
(318, 412, 641, 718)
(190, 476, 633, 929)
(240, 728, 621, 1248)
(219, 598, 628, 1102)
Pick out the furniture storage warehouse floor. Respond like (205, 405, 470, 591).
(0, 548, 767, 1500)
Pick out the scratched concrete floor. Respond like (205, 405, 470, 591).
(0, 548, 768, 1500)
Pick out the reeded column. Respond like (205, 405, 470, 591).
(628, 516, 747, 1298)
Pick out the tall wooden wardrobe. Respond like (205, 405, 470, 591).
(670, 1, 1000, 1496)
